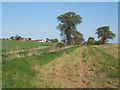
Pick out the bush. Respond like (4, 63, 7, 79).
(87, 39, 95, 45)
(56, 43, 65, 48)
(87, 37, 96, 45)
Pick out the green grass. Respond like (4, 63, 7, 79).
(2, 41, 119, 88)
(87, 45, 119, 87)
(2, 47, 51, 60)
(74, 62, 80, 68)
(2, 40, 57, 60)
(94, 47, 119, 79)
(86, 46, 118, 88)
(2, 40, 56, 51)
(2, 46, 80, 88)
(94, 47, 118, 66)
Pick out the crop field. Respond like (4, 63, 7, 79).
(2, 40, 119, 88)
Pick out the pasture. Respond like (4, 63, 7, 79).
(2, 40, 119, 88)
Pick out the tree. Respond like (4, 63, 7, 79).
(87, 37, 96, 45)
(28, 38, 31, 40)
(57, 12, 82, 45)
(50, 38, 59, 43)
(56, 43, 65, 48)
(71, 30, 84, 45)
(96, 26, 116, 44)
(10, 35, 23, 40)
(53, 38, 59, 43)
(46, 38, 50, 42)
(10, 36, 14, 40)
(95, 40, 102, 45)
(15, 35, 22, 40)
(50, 39, 54, 42)
(88, 37, 94, 40)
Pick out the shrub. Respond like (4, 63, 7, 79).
(56, 43, 65, 48)
(87, 37, 95, 45)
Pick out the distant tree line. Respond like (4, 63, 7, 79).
(57, 12, 116, 45)
(46, 38, 59, 43)
(3, 35, 59, 43)
(9, 35, 31, 40)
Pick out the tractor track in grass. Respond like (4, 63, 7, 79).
(87, 46, 118, 88)
(32, 45, 119, 88)
(5, 46, 48, 55)
(2, 46, 80, 88)
(93, 44, 118, 59)
(32, 46, 88, 88)
(3, 45, 80, 60)
(3, 44, 119, 88)
(2, 46, 50, 60)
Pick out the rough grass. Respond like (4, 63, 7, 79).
(2, 40, 56, 51)
(32, 45, 118, 88)
(87, 45, 118, 88)
(2, 47, 51, 60)
(2, 44, 119, 88)
(2, 46, 80, 88)
(2, 40, 76, 60)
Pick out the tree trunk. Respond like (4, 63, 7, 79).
(65, 30, 72, 45)
(102, 38, 106, 44)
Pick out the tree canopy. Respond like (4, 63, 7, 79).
(87, 37, 95, 45)
(96, 26, 116, 44)
(71, 30, 84, 45)
(10, 35, 23, 40)
(57, 12, 83, 45)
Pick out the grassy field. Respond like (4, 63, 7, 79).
(3, 46, 79, 88)
(2, 40, 119, 88)
(2, 40, 57, 60)
(2, 40, 55, 51)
